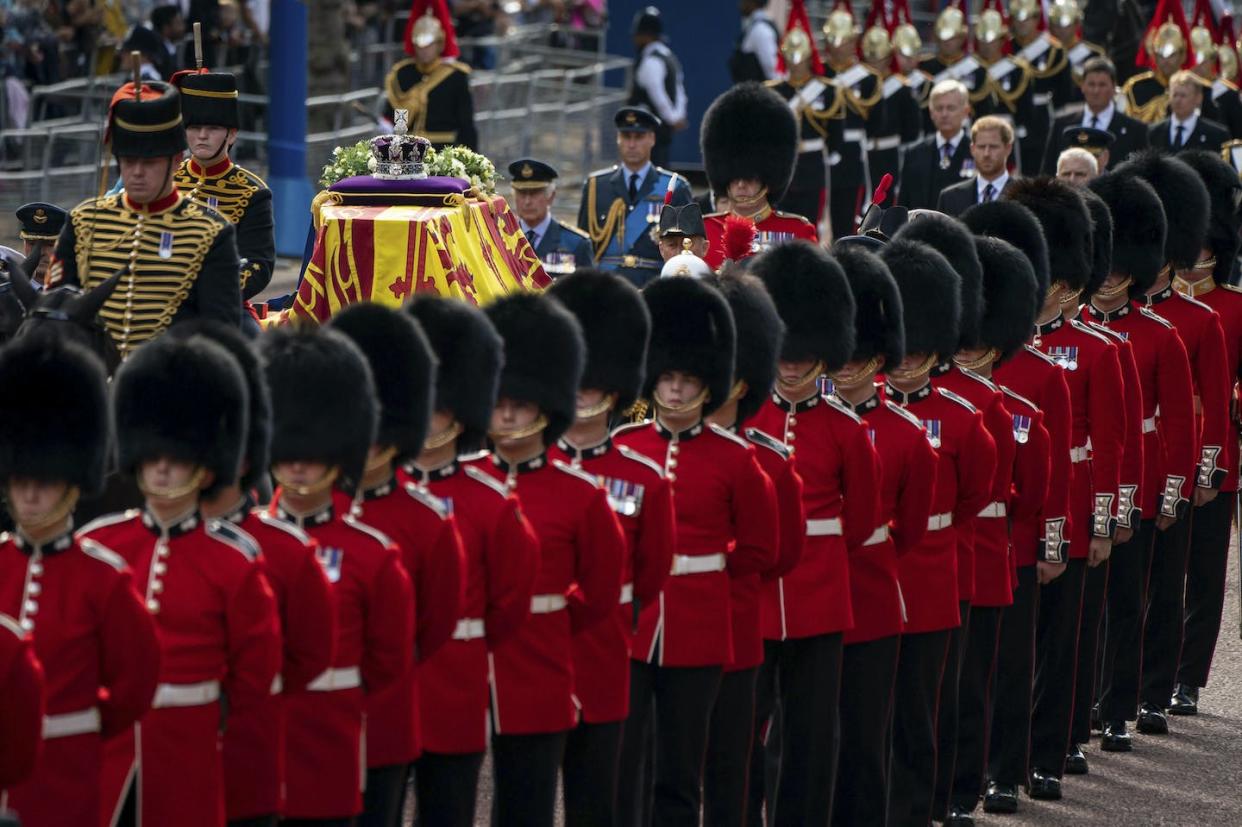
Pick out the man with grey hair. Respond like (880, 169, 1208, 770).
(899, 78, 974, 210)
(1056, 147, 1100, 186)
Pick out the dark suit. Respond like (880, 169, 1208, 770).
(531, 218, 594, 277)
(1148, 117, 1231, 155)
(899, 134, 973, 212)
(1040, 109, 1149, 174)
(936, 176, 1015, 217)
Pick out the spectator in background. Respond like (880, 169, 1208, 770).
(731, 0, 776, 82)
(452, 0, 498, 69)
(628, 6, 686, 168)
(121, 24, 165, 80)
(150, 4, 184, 77)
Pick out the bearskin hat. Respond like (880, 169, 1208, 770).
(1178, 149, 1242, 284)
(1004, 177, 1093, 291)
(960, 200, 1049, 311)
(1114, 150, 1209, 271)
(975, 236, 1039, 361)
(879, 238, 961, 360)
(833, 244, 905, 369)
(0, 333, 110, 496)
(642, 276, 736, 415)
(1080, 188, 1114, 299)
(892, 212, 982, 349)
(1087, 171, 1166, 296)
(707, 269, 785, 423)
(115, 334, 248, 497)
(748, 240, 855, 370)
(485, 293, 585, 446)
(260, 326, 377, 496)
(702, 82, 798, 201)
(328, 302, 436, 464)
(547, 269, 650, 413)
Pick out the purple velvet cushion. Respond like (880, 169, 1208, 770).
(330, 175, 471, 195)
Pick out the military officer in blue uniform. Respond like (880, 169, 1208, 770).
(14, 202, 66, 285)
(508, 158, 593, 278)
(577, 105, 693, 287)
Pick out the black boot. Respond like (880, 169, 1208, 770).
(1028, 769, 1062, 801)
(1168, 683, 1199, 716)
(1100, 720, 1132, 752)
(983, 781, 1019, 814)
(1065, 743, 1088, 775)
(1137, 701, 1169, 734)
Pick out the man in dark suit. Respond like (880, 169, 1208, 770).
(899, 78, 974, 211)
(1150, 70, 1232, 155)
(1041, 57, 1148, 173)
(509, 158, 593, 278)
(937, 115, 1017, 216)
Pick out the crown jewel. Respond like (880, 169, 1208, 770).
(369, 110, 431, 180)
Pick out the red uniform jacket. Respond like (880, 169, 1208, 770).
(1176, 278, 1242, 492)
(994, 345, 1074, 562)
(846, 392, 938, 643)
(267, 500, 413, 820)
(935, 366, 1015, 604)
(749, 391, 880, 640)
(550, 438, 676, 719)
(1088, 324, 1146, 527)
(998, 387, 1053, 574)
(472, 452, 625, 734)
(1144, 285, 1232, 492)
(0, 529, 158, 827)
(703, 209, 818, 269)
(884, 382, 995, 632)
(216, 502, 336, 821)
(614, 420, 779, 665)
(80, 510, 279, 827)
(0, 613, 43, 793)
(1035, 317, 1127, 556)
(349, 479, 465, 767)
(1084, 302, 1197, 520)
(407, 458, 539, 754)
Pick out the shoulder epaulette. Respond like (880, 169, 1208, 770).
(957, 366, 998, 391)
(1222, 283, 1242, 294)
(704, 210, 729, 220)
(342, 515, 396, 548)
(78, 538, 126, 571)
(1000, 385, 1038, 412)
(1122, 70, 1155, 90)
(1069, 318, 1112, 344)
(207, 519, 261, 562)
(552, 459, 604, 488)
(457, 449, 490, 463)
(824, 394, 863, 423)
(76, 508, 141, 538)
(587, 164, 620, 178)
(885, 399, 926, 429)
(254, 510, 313, 545)
(1087, 320, 1125, 342)
(773, 210, 814, 225)
(708, 423, 751, 449)
(463, 463, 510, 498)
(447, 59, 472, 74)
(617, 444, 665, 477)
(235, 162, 270, 190)
(654, 166, 688, 187)
(1173, 291, 1214, 313)
(402, 481, 449, 518)
(1138, 306, 1174, 328)
(938, 387, 977, 412)
(611, 420, 650, 438)
(1023, 344, 1058, 364)
(0, 613, 23, 639)
(763, 78, 782, 88)
(744, 427, 792, 460)
(560, 221, 591, 240)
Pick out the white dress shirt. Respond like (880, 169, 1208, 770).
(1081, 101, 1115, 130)
(740, 10, 779, 80)
(1170, 110, 1200, 146)
(519, 214, 553, 250)
(635, 41, 688, 125)
(976, 171, 1010, 202)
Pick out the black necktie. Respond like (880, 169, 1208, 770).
(942, 142, 953, 162)
(1091, 114, 1100, 129)
(525, 228, 537, 248)
(982, 183, 996, 203)
(628, 173, 640, 205)
(1174, 124, 1185, 148)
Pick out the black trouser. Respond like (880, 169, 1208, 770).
(563, 720, 624, 827)
(1071, 557, 1110, 745)
(746, 655, 780, 827)
(1141, 510, 1195, 709)
(832, 635, 900, 827)
(491, 731, 567, 827)
(888, 629, 951, 827)
(617, 660, 722, 827)
(359, 764, 408, 827)
(414, 751, 484, 827)
(950, 606, 1003, 813)
(1178, 493, 1233, 688)
(1030, 558, 1087, 777)
(988, 565, 1039, 787)
(931, 602, 971, 820)
(828, 184, 863, 241)
(704, 667, 759, 827)
(1099, 520, 1157, 722)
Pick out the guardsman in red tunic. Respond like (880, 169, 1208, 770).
(700, 83, 817, 271)
(702, 271, 802, 827)
(404, 296, 540, 827)
(1170, 151, 1242, 715)
(745, 242, 879, 825)
(81, 335, 280, 827)
(175, 321, 337, 826)
(0, 336, 157, 827)
(877, 236, 996, 826)
(1082, 171, 1196, 752)
(546, 270, 676, 827)
(476, 293, 626, 827)
(829, 241, 938, 826)
(260, 327, 415, 823)
(0, 613, 43, 799)
(328, 303, 467, 827)
(614, 277, 777, 827)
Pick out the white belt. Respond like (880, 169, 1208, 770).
(670, 553, 727, 576)
(619, 582, 634, 605)
(869, 134, 901, 151)
(1070, 444, 1090, 463)
(530, 593, 568, 614)
(152, 679, 221, 708)
(927, 512, 954, 531)
(452, 618, 486, 640)
(799, 138, 826, 153)
(978, 501, 1007, 518)
(843, 128, 867, 142)
(806, 518, 844, 537)
(863, 525, 890, 546)
(271, 674, 283, 695)
(43, 707, 101, 739)
(307, 666, 362, 692)
(1143, 416, 1157, 434)
(1032, 92, 1052, 106)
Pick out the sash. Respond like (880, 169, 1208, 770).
(789, 78, 829, 112)
(988, 58, 1017, 81)
(1019, 38, 1051, 65)
(1068, 42, 1094, 66)
(882, 75, 904, 99)
(622, 175, 667, 253)
(836, 63, 870, 89)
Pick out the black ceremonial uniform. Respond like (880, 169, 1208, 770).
(823, 61, 882, 240)
(867, 73, 922, 196)
(384, 58, 479, 150)
(1122, 70, 1171, 124)
(766, 75, 844, 225)
(1012, 34, 1075, 174)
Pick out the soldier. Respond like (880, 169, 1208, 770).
(859, 21, 922, 206)
(405, 296, 540, 827)
(1188, 1, 1242, 139)
(328, 303, 466, 827)
(1044, 57, 1149, 174)
(700, 84, 815, 269)
(0, 613, 43, 798)
(384, 4, 477, 149)
(50, 82, 241, 358)
(970, 9, 1036, 173)
(655, 203, 708, 262)
(476, 294, 626, 827)
(1123, 2, 1191, 125)
(919, 1, 987, 134)
(0, 335, 159, 827)
(891, 0, 929, 98)
(260, 326, 415, 823)
(508, 159, 593, 277)
(14, 202, 65, 286)
(578, 106, 692, 287)
(1010, 0, 1075, 167)
(1046, 0, 1106, 101)
(546, 270, 675, 827)
(80, 334, 281, 827)
(899, 79, 975, 211)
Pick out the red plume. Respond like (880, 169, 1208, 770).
(723, 215, 757, 264)
(776, 0, 825, 76)
(1136, 0, 1192, 69)
(871, 173, 894, 208)
(404, 0, 460, 59)
(1222, 13, 1237, 45)
(863, 2, 889, 32)
(1190, 0, 1219, 38)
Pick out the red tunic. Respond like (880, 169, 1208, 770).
(749, 391, 881, 640)
(1176, 278, 1242, 492)
(613, 420, 779, 665)
(846, 392, 938, 643)
(998, 387, 1052, 576)
(80, 510, 280, 827)
(267, 500, 413, 820)
(0, 613, 43, 792)
(703, 208, 818, 269)
(550, 437, 676, 720)
(471, 452, 625, 734)
(1088, 324, 1146, 527)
